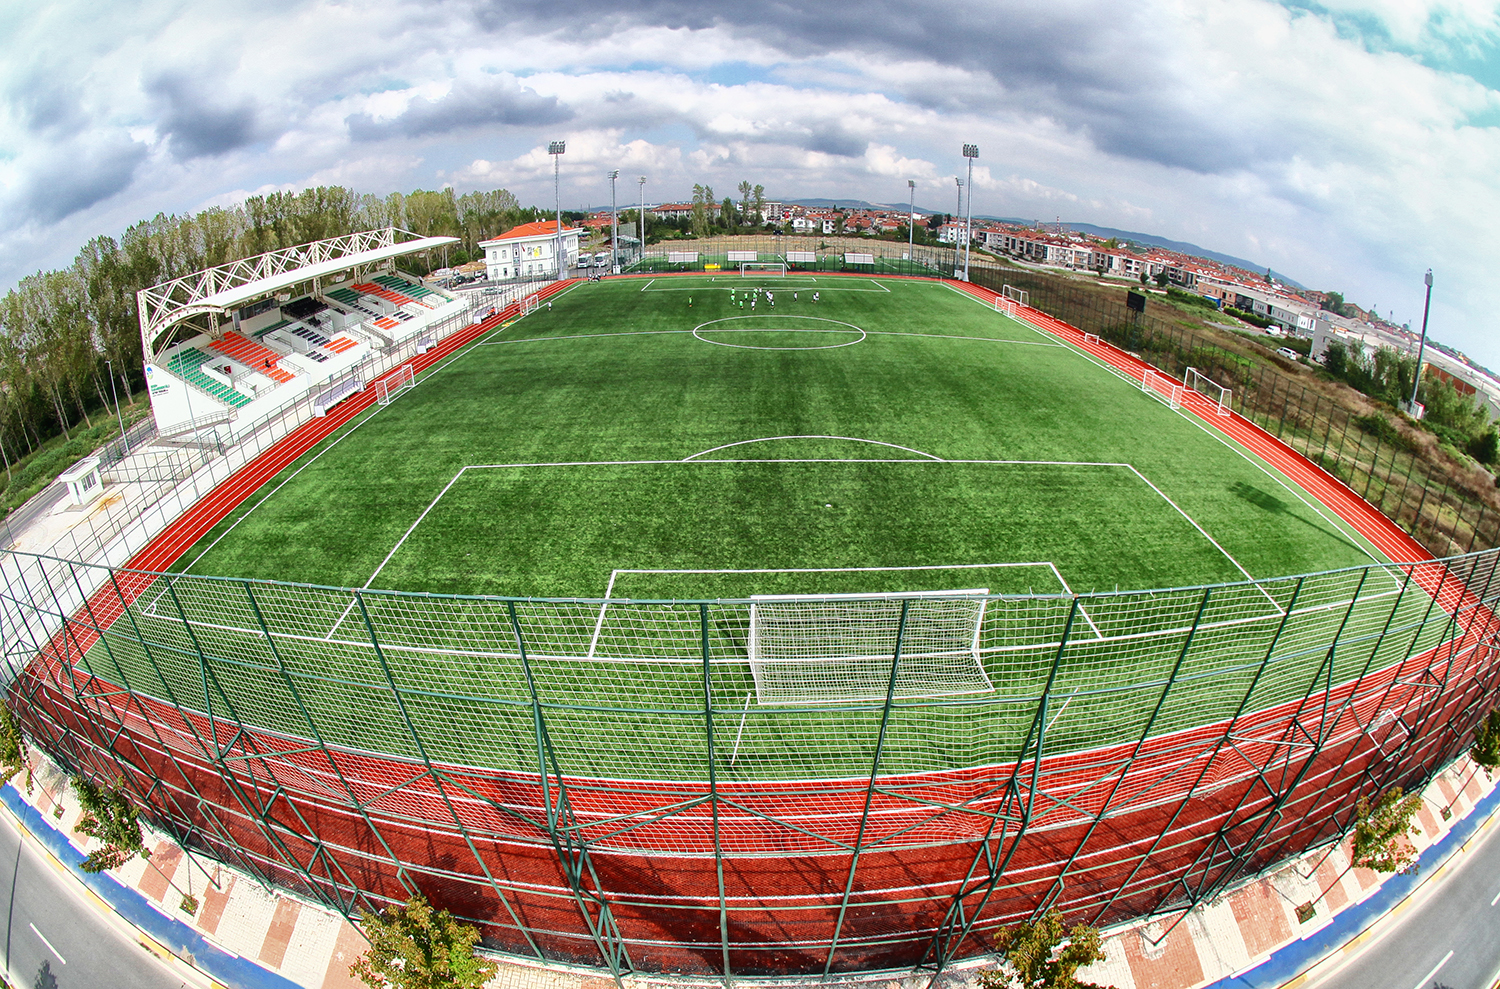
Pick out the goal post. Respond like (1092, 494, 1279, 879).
(375, 364, 416, 405)
(1142, 368, 1182, 410)
(521, 294, 540, 316)
(1185, 366, 1233, 416)
(1002, 284, 1029, 306)
(1083, 332, 1101, 346)
(747, 589, 993, 705)
(740, 262, 787, 277)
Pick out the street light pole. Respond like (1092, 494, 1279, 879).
(548, 141, 566, 279)
(608, 169, 620, 274)
(962, 144, 979, 282)
(106, 358, 126, 441)
(1408, 269, 1435, 415)
(907, 179, 916, 260)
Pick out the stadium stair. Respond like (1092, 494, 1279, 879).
(353, 281, 424, 309)
(164, 348, 254, 408)
(209, 332, 295, 383)
(374, 274, 440, 300)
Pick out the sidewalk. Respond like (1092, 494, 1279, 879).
(5, 744, 1495, 989)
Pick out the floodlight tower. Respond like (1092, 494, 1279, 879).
(907, 179, 916, 259)
(638, 175, 647, 260)
(1407, 269, 1435, 416)
(953, 177, 963, 277)
(962, 144, 979, 282)
(549, 141, 566, 278)
(608, 170, 620, 274)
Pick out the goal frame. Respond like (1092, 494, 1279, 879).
(746, 588, 993, 706)
(1083, 332, 1101, 346)
(521, 294, 540, 316)
(375, 364, 416, 405)
(740, 262, 788, 277)
(1185, 366, 1233, 416)
(1001, 284, 1029, 306)
(1142, 368, 1182, 410)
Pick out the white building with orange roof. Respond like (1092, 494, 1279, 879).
(480, 220, 584, 281)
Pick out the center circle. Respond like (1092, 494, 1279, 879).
(692, 315, 867, 351)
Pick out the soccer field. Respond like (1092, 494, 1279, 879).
(173, 274, 1388, 597)
(65, 273, 1452, 782)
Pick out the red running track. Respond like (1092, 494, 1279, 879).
(9, 272, 1499, 977)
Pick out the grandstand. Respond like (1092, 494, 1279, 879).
(139, 228, 466, 437)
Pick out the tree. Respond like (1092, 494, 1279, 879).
(0, 706, 25, 786)
(752, 184, 766, 226)
(979, 909, 1111, 989)
(1468, 429, 1499, 465)
(1322, 290, 1345, 315)
(350, 894, 497, 989)
(737, 180, 753, 226)
(1351, 787, 1423, 874)
(71, 775, 147, 873)
(1154, 270, 1169, 288)
(1472, 708, 1500, 772)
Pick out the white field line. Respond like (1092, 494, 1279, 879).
(683, 435, 944, 461)
(327, 465, 469, 637)
(1045, 563, 1104, 639)
(640, 278, 655, 292)
(1045, 689, 1079, 734)
(177, 314, 522, 576)
(869, 279, 891, 293)
(730, 692, 753, 766)
(644, 283, 887, 293)
(941, 282, 1058, 346)
(607, 561, 1060, 599)
(480, 329, 690, 347)
(1013, 310, 1393, 576)
(1123, 464, 1281, 611)
(868, 330, 1063, 348)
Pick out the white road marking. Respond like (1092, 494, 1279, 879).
(30, 923, 65, 964)
(1411, 949, 1452, 989)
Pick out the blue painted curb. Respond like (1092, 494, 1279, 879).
(1201, 778, 1500, 989)
(1, 784, 306, 989)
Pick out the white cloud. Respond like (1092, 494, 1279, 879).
(0, 0, 1496, 356)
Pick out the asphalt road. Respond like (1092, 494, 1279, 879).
(1310, 801, 1500, 989)
(0, 810, 188, 989)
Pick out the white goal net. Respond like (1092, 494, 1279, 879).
(1002, 284, 1029, 306)
(522, 294, 540, 316)
(741, 262, 787, 277)
(1185, 367, 1233, 416)
(747, 590, 992, 705)
(1083, 332, 1101, 346)
(1142, 368, 1182, 410)
(375, 364, 415, 405)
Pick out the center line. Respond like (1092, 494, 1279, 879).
(1411, 949, 1452, 989)
(30, 923, 65, 964)
(1490, 887, 1500, 906)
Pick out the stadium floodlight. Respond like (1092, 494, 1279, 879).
(1407, 269, 1433, 416)
(953, 178, 964, 277)
(638, 175, 647, 263)
(907, 179, 916, 258)
(962, 144, 978, 283)
(549, 141, 566, 279)
(608, 170, 620, 274)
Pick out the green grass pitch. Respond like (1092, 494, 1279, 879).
(175, 275, 1388, 595)
(78, 274, 1441, 781)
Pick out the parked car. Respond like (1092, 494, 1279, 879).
(1276, 347, 1301, 361)
(595, 251, 612, 268)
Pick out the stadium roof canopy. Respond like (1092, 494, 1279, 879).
(138, 227, 459, 359)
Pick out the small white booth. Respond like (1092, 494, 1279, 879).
(58, 457, 104, 508)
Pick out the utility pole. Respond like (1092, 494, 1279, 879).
(549, 141, 566, 279)
(638, 175, 647, 261)
(907, 179, 916, 260)
(962, 144, 979, 282)
(106, 357, 126, 440)
(608, 169, 620, 274)
(1407, 269, 1435, 417)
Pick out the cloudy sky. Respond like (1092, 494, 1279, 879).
(2, 1, 1497, 360)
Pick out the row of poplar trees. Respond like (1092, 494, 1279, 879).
(0, 185, 536, 474)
